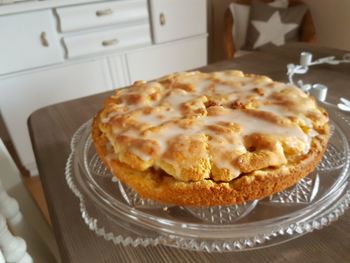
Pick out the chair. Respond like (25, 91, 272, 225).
(224, 0, 317, 59)
(0, 139, 60, 263)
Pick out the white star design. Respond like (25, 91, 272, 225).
(251, 11, 298, 49)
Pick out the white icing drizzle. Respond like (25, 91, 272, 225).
(207, 130, 245, 175)
(258, 104, 288, 116)
(258, 102, 322, 156)
(214, 84, 238, 94)
(130, 146, 153, 161)
(194, 79, 212, 94)
(125, 108, 307, 171)
(205, 110, 306, 140)
(163, 89, 195, 108)
(101, 112, 119, 123)
(102, 71, 325, 180)
(145, 124, 197, 153)
(136, 114, 165, 127)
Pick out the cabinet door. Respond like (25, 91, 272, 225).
(150, 0, 207, 43)
(0, 59, 116, 175)
(0, 10, 63, 75)
(127, 36, 207, 82)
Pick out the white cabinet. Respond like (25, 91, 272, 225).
(0, 10, 63, 75)
(150, 0, 207, 43)
(127, 36, 207, 82)
(0, 59, 123, 175)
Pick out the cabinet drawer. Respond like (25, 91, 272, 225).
(0, 10, 63, 75)
(127, 36, 207, 82)
(63, 24, 151, 58)
(150, 0, 206, 43)
(56, 0, 149, 32)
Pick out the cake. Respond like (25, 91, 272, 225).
(92, 70, 330, 206)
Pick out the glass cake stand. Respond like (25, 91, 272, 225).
(65, 103, 350, 252)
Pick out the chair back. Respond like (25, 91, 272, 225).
(0, 139, 60, 263)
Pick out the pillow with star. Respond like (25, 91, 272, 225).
(244, 0, 308, 51)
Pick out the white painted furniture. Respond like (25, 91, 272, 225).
(0, 215, 32, 263)
(127, 36, 207, 82)
(0, 139, 60, 262)
(0, 10, 63, 75)
(56, 0, 149, 32)
(0, 0, 208, 175)
(150, 0, 207, 43)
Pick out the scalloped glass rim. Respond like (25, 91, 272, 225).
(66, 103, 350, 251)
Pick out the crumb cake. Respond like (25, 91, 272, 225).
(92, 70, 330, 206)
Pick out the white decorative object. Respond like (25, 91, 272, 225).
(0, 215, 32, 263)
(0, 180, 22, 225)
(299, 51, 313, 66)
(337, 98, 350, 112)
(287, 52, 350, 106)
(309, 84, 328, 102)
(252, 11, 298, 49)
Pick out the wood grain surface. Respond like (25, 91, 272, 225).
(29, 43, 350, 263)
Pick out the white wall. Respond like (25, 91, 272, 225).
(304, 0, 350, 51)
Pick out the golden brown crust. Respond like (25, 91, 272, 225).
(92, 70, 330, 206)
(92, 113, 329, 206)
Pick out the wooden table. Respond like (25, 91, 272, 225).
(29, 43, 350, 263)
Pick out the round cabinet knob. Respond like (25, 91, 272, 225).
(159, 13, 166, 26)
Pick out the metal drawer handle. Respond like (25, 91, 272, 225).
(102, 38, 119, 47)
(159, 12, 166, 26)
(40, 32, 49, 47)
(96, 8, 114, 17)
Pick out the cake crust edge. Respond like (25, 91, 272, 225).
(92, 113, 329, 206)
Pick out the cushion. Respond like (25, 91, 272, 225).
(229, 0, 288, 50)
(269, 0, 288, 8)
(234, 50, 252, 58)
(244, 0, 308, 50)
